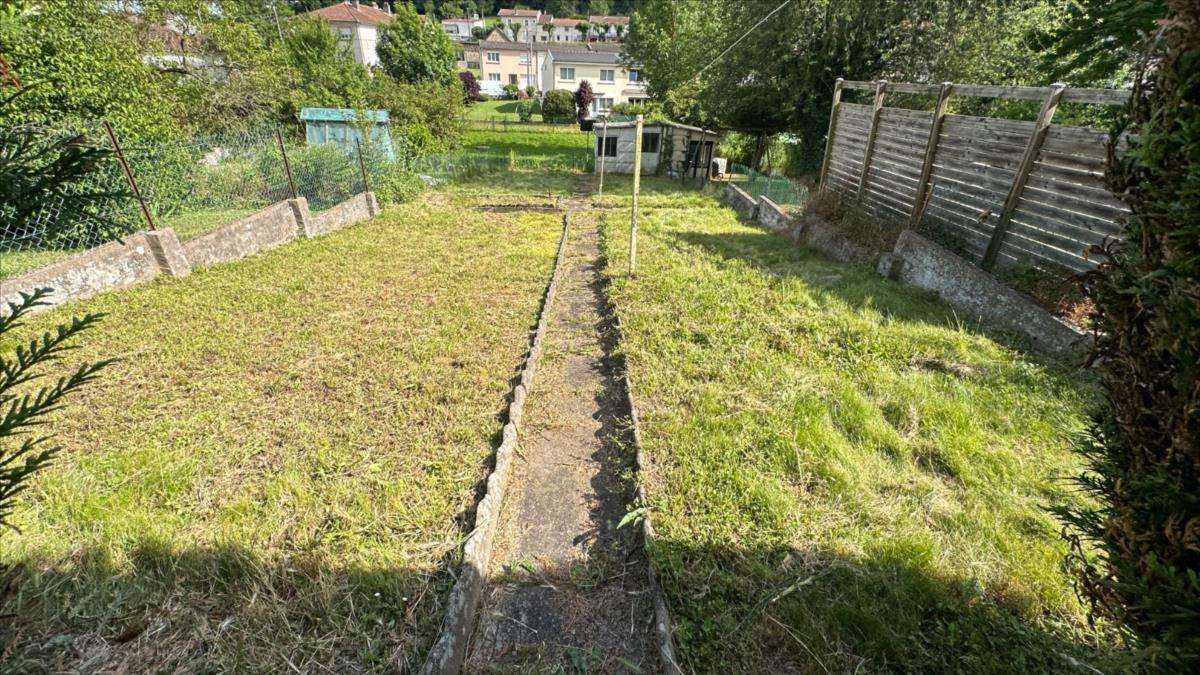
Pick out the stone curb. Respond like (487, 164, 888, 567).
(596, 219, 684, 675)
(420, 214, 572, 675)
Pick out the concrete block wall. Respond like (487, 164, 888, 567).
(724, 183, 759, 219)
(2, 192, 378, 314)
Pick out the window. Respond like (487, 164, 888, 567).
(509, 74, 518, 84)
(560, 67, 575, 80)
(592, 97, 614, 113)
(599, 69, 614, 82)
(596, 136, 618, 158)
(519, 53, 530, 64)
(488, 73, 501, 81)
(455, 50, 465, 61)
(628, 69, 640, 82)
(641, 132, 661, 153)
(487, 51, 500, 63)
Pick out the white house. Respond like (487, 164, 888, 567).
(306, 1, 393, 68)
(497, 7, 542, 43)
(587, 15, 629, 42)
(440, 16, 484, 42)
(593, 120, 721, 176)
(542, 47, 647, 115)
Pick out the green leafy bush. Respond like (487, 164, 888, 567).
(373, 165, 424, 207)
(1058, 2, 1200, 670)
(541, 90, 575, 123)
(515, 99, 536, 123)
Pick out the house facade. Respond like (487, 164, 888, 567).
(497, 8, 542, 42)
(306, 0, 392, 68)
(587, 15, 629, 42)
(479, 40, 548, 93)
(542, 49, 647, 115)
(440, 16, 484, 41)
(498, 8, 630, 43)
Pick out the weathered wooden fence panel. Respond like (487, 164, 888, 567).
(818, 79, 1131, 274)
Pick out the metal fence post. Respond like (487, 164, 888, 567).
(355, 138, 370, 194)
(276, 128, 298, 200)
(598, 120, 607, 200)
(102, 120, 156, 231)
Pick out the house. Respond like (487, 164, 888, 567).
(545, 17, 585, 43)
(479, 40, 549, 93)
(542, 48, 647, 115)
(587, 15, 629, 42)
(440, 15, 484, 41)
(305, 0, 392, 68)
(593, 120, 721, 176)
(454, 41, 481, 71)
(497, 8, 542, 42)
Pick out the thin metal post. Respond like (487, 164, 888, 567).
(102, 120, 156, 231)
(598, 120, 607, 200)
(630, 114, 643, 276)
(355, 138, 370, 193)
(276, 128, 297, 200)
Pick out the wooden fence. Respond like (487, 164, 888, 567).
(817, 79, 1131, 273)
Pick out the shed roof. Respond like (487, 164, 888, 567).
(300, 107, 389, 123)
(600, 119, 717, 135)
(548, 49, 622, 65)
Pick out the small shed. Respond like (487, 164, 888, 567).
(300, 107, 395, 160)
(592, 120, 721, 176)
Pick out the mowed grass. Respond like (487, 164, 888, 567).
(598, 192, 1122, 672)
(461, 128, 592, 166)
(0, 179, 566, 671)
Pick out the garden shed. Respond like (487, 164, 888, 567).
(593, 120, 720, 176)
(300, 107, 395, 160)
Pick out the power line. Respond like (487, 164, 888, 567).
(693, 0, 795, 81)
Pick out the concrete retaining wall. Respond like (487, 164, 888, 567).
(724, 183, 759, 219)
(721, 183, 1086, 359)
(2, 192, 377, 314)
(886, 230, 1087, 359)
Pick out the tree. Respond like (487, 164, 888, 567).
(459, 70, 481, 101)
(589, 0, 611, 15)
(1058, 1, 1199, 670)
(376, 1, 457, 85)
(546, 1, 578, 18)
(282, 16, 371, 116)
(1, 289, 112, 536)
(366, 75, 464, 154)
(574, 79, 593, 118)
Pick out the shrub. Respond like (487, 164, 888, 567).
(502, 83, 521, 99)
(524, 84, 537, 98)
(515, 99, 535, 123)
(1057, 2, 1200, 670)
(1, 288, 111, 536)
(367, 77, 464, 155)
(373, 164, 424, 206)
(458, 71, 481, 102)
(541, 90, 575, 123)
(609, 101, 664, 120)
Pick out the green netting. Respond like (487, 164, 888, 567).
(728, 163, 808, 206)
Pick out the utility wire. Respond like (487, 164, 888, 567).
(693, 0, 795, 81)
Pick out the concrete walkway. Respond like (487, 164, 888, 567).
(463, 181, 655, 672)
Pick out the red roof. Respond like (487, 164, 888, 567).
(308, 1, 392, 26)
(550, 18, 582, 27)
(498, 8, 540, 17)
(588, 15, 630, 24)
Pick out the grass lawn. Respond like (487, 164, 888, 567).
(465, 99, 523, 121)
(598, 190, 1122, 672)
(0, 175, 567, 671)
(461, 128, 592, 166)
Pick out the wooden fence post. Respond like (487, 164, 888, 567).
(630, 114, 643, 276)
(817, 77, 844, 194)
(981, 83, 1066, 270)
(908, 82, 952, 228)
(855, 80, 887, 202)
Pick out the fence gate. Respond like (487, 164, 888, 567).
(817, 79, 1132, 274)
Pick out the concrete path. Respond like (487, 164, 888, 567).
(463, 180, 655, 672)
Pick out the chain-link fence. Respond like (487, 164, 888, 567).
(728, 162, 808, 206)
(2, 124, 378, 279)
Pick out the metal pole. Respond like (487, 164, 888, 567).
(598, 120, 607, 200)
(276, 128, 297, 200)
(630, 114, 643, 276)
(355, 138, 370, 193)
(102, 120, 156, 231)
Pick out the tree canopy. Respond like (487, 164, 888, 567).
(377, 2, 458, 85)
